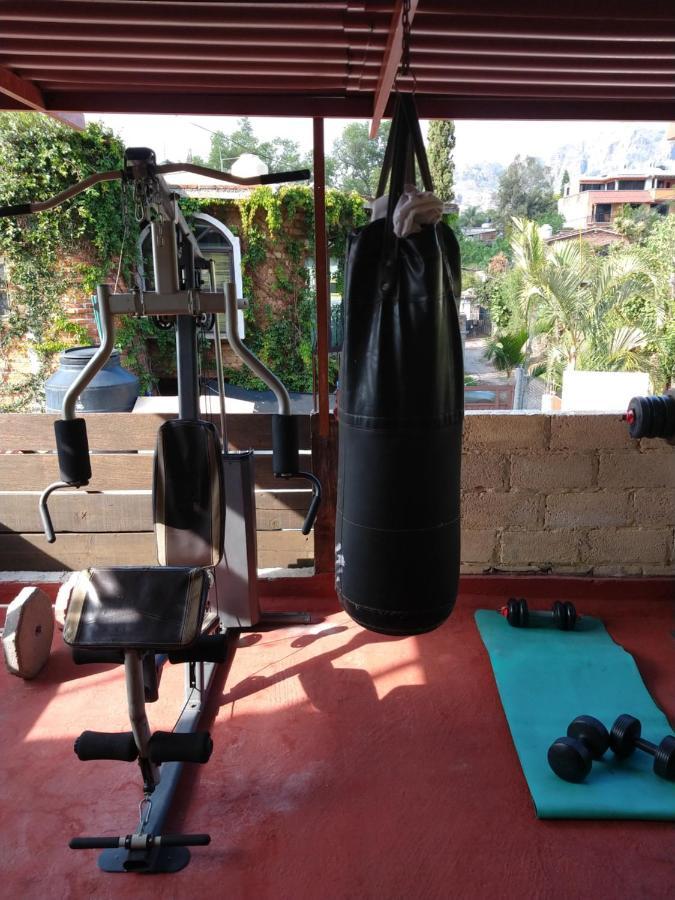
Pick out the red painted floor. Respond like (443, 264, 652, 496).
(1, 582, 674, 899)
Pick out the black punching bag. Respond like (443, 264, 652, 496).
(335, 96, 464, 636)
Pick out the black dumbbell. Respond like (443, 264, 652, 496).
(503, 597, 578, 630)
(609, 714, 675, 782)
(547, 715, 610, 783)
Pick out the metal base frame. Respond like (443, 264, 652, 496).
(97, 654, 221, 874)
(99, 846, 190, 874)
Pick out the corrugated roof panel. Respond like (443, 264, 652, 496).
(0, 0, 672, 120)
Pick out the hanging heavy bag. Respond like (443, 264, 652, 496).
(335, 95, 464, 636)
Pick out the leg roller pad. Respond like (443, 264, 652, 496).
(148, 731, 213, 764)
(74, 731, 138, 762)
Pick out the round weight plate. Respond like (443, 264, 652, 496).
(627, 397, 650, 439)
(653, 735, 675, 782)
(651, 396, 668, 441)
(563, 601, 577, 631)
(567, 715, 610, 759)
(548, 736, 592, 783)
(663, 395, 675, 440)
(506, 598, 520, 626)
(610, 713, 641, 758)
(552, 600, 565, 628)
(518, 598, 529, 627)
(2, 587, 54, 679)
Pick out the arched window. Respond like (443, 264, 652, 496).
(138, 212, 245, 336)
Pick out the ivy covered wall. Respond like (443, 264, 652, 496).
(190, 185, 366, 392)
(0, 113, 366, 409)
(0, 114, 133, 410)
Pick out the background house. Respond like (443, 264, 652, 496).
(559, 166, 675, 228)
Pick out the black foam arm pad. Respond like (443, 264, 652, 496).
(148, 731, 213, 764)
(74, 731, 138, 762)
(272, 414, 300, 476)
(70, 837, 121, 850)
(54, 418, 92, 484)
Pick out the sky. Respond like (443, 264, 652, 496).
(85, 113, 666, 172)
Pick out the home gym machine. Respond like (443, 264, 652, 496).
(0, 148, 321, 873)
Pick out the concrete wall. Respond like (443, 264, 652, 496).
(461, 412, 674, 576)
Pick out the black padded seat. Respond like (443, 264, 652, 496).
(62, 567, 210, 651)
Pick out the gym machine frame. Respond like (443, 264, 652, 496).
(0, 148, 321, 873)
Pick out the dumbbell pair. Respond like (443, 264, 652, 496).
(502, 598, 578, 630)
(548, 714, 675, 783)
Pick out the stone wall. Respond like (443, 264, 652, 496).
(460, 412, 674, 576)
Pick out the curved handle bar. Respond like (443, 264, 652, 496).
(39, 481, 81, 544)
(297, 471, 322, 536)
(156, 163, 310, 186)
(0, 171, 122, 218)
(0, 162, 310, 219)
(225, 282, 290, 414)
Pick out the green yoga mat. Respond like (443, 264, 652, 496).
(475, 610, 675, 819)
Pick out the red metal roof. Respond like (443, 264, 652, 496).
(0, 0, 673, 122)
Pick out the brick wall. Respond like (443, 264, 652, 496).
(461, 412, 674, 576)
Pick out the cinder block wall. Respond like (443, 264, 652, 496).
(461, 412, 674, 576)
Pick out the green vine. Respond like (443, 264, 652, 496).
(0, 113, 139, 410)
(0, 112, 367, 408)
(183, 184, 366, 393)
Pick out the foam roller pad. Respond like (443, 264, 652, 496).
(148, 731, 213, 764)
(74, 731, 138, 762)
(54, 418, 91, 484)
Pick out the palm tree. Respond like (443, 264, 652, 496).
(483, 328, 528, 377)
(509, 218, 655, 388)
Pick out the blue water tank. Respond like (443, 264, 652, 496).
(45, 346, 139, 413)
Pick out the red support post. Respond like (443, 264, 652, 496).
(312, 116, 330, 439)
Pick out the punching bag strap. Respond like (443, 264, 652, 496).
(400, 95, 433, 192)
(377, 94, 437, 268)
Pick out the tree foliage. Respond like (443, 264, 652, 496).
(427, 119, 455, 201)
(509, 218, 657, 387)
(484, 328, 528, 377)
(328, 121, 391, 197)
(494, 156, 558, 229)
(459, 205, 496, 228)
(206, 116, 308, 172)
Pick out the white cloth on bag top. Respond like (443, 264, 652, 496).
(370, 184, 444, 238)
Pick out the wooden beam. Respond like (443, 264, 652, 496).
(45, 110, 85, 130)
(0, 490, 310, 534)
(0, 63, 44, 109)
(0, 530, 313, 571)
(370, 0, 419, 138)
(38, 88, 675, 122)
(0, 412, 310, 452)
(0, 63, 84, 129)
(0, 453, 309, 492)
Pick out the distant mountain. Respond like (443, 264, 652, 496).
(548, 125, 673, 188)
(454, 161, 505, 210)
(454, 125, 673, 212)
